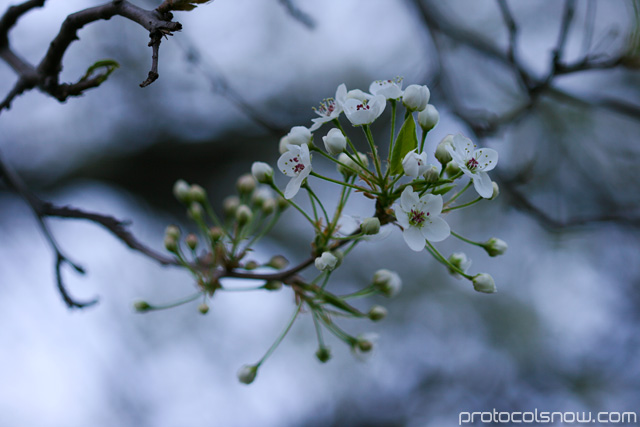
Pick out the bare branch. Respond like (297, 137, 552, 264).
(278, 0, 315, 29)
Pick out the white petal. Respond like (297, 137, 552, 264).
(403, 226, 426, 251)
(422, 217, 450, 242)
(393, 203, 409, 228)
(474, 148, 498, 172)
(284, 175, 304, 199)
(277, 146, 302, 177)
(452, 134, 474, 159)
(402, 149, 419, 178)
(400, 187, 419, 211)
(299, 143, 311, 165)
(420, 193, 443, 216)
(335, 84, 347, 104)
(472, 171, 493, 198)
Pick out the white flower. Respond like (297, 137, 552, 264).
(322, 128, 347, 155)
(310, 84, 347, 132)
(417, 104, 439, 131)
(372, 269, 402, 297)
(402, 149, 429, 178)
(315, 251, 338, 271)
(393, 187, 450, 251)
(402, 84, 430, 111)
(345, 89, 373, 102)
(277, 143, 312, 199)
(343, 94, 386, 126)
(446, 134, 498, 198)
(472, 273, 497, 293)
(369, 77, 403, 100)
(251, 162, 273, 184)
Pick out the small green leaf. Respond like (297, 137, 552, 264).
(432, 184, 456, 195)
(389, 115, 418, 176)
(81, 59, 120, 84)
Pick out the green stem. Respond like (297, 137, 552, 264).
(444, 196, 483, 212)
(363, 125, 383, 180)
(451, 230, 484, 248)
(142, 291, 203, 311)
(310, 171, 378, 194)
(419, 128, 428, 153)
(270, 184, 319, 231)
(256, 302, 303, 368)
(304, 183, 330, 226)
(424, 240, 473, 280)
(446, 180, 472, 205)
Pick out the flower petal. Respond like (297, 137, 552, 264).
(474, 148, 498, 172)
(472, 171, 493, 198)
(284, 174, 304, 199)
(403, 226, 426, 251)
(422, 217, 450, 242)
(400, 187, 419, 211)
(421, 193, 443, 216)
(393, 203, 409, 228)
(452, 133, 474, 158)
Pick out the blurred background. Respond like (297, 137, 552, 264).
(1, 0, 640, 425)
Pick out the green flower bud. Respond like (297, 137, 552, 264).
(261, 198, 276, 215)
(314, 251, 338, 272)
(188, 202, 204, 222)
(337, 152, 369, 178)
(185, 233, 198, 250)
(189, 184, 207, 204)
(435, 135, 453, 166)
(237, 364, 258, 385)
(368, 305, 388, 321)
(315, 347, 332, 363)
(223, 196, 241, 217)
(208, 226, 224, 242)
(263, 280, 283, 291)
(490, 182, 500, 200)
(173, 179, 191, 204)
(235, 204, 253, 226)
(251, 187, 273, 207)
(165, 225, 181, 240)
(483, 238, 507, 257)
(267, 255, 289, 270)
(276, 196, 289, 211)
(164, 235, 178, 253)
(445, 161, 461, 177)
(448, 252, 471, 276)
(361, 217, 380, 235)
(355, 335, 375, 353)
(372, 269, 402, 297)
(251, 161, 274, 184)
(423, 164, 440, 183)
(244, 260, 259, 270)
(472, 273, 497, 293)
(134, 300, 151, 312)
(198, 303, 209, 314)
(237, 173, 257, 195)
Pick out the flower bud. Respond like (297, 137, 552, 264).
(165, 225, 181, 240)
(235, 204, 253, 226)
(223, 196, 241, 217)
(315, 347, 331, 363)
(368, 305, 387, 321)
(173, 179, 191, 203)
(490, 182, 500, 200)
(164, 235, 178, 253)
(208, 226, 224, 242)
(372, 269, 402, 297)
(315, 251, 338, 272)
(472, 273, 497, 293)
(483, 238, 508, 257)
(188, 202, 204, 222)
(236, 174, 257, 195)
(435, 135, 453, 166)
(417, 104, 439, 131)
(361, 217, 380, 235)
(322, 128, 347, 155)
(337, 152, 369, 178)
(189, 184, 207, 204)
(244, 260, 259, 270)
(185, 233, 198, 250)
(263, 280, 283, 291)
(423, 164, 440, 183)
(448, 252, 471, 276)
(237, 364, 258, 385)
(445, 161, 461, 177)
(198, 303, 210, 314)
(261, 198, 276, 215)
(251, 162, 274, 184)
(251, 187, 273, 207)
(134, 300, 151, 312)
(267, 255, 289, 269)
(402, 84, 430, 111)
(286, 126, 312, 146)
(278, 136, 292, 154)
(276, 196, 289, 211)
(355, 335, 375, 353)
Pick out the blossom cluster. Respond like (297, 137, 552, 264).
(147, 77, 507, 385)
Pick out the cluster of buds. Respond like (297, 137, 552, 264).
(141, 78, 507, 384)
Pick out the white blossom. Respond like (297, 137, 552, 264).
(310, 84, 347, 132)
(402, 149, 429, 178)
(393, 187, 450, 251)
(277, 143, 312, 199)
(343, 95, 386, 126)
(369, 77, 403, 100)
(446, 134, 499, 198)
(322, 128, 347, 155)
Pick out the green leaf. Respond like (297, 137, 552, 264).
(389, 115, 418, 176)
(80, 59, 120, 84)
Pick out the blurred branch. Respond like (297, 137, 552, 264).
(278, 0, 315, 29)
(0, 0, 183, 113)
(0, 151, 176, 308)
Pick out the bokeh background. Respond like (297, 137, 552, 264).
(1, 0, 640, 426)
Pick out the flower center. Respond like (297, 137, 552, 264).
(466, 157, 479, 171)
(409, 209, 429, 227)
(356, 103, 370, 111)
(287, 156, 306, 175)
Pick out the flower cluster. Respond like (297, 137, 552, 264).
(146, 78, 506, 385)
